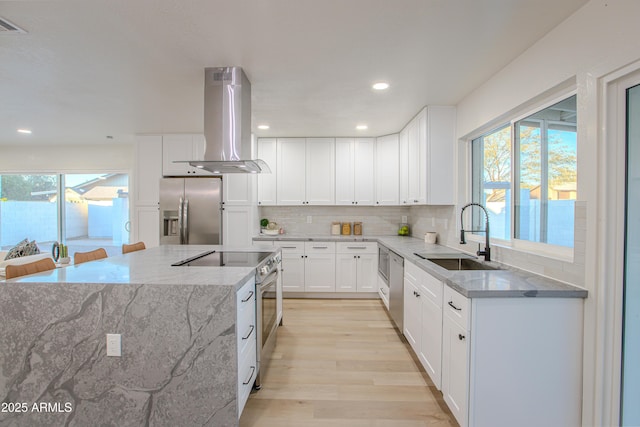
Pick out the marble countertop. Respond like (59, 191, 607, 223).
(5, 244, 278, 290)
(253, 234, 587, 298)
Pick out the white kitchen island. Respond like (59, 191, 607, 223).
(0, 245, 275, 427)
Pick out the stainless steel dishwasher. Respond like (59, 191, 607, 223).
(389, 250, 404, 331)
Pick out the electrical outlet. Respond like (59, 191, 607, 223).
(307, 215, 312, 224)
(432, 217, 436, 227)
(401, 215, 407, 223)
(106, 334, 121, 357)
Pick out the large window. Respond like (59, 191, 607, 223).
(0, 173, 129, 256)
(472, 95, 577, 249)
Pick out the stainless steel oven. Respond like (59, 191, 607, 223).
(255, 253, 281, 389)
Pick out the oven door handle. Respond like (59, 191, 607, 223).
(259, 270, 279, 289)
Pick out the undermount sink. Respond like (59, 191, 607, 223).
(427, 257, 500, 271)
(427, 258, 499, 270)
(413, 252, 501, 271)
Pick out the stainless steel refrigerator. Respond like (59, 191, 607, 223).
(159, 177, 222, 245)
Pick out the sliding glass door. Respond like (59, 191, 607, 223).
(622, 84, 640, 425)
(0, 173, 129, 257)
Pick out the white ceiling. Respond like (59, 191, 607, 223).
(0, 0, 588, 146)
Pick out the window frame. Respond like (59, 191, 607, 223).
(466, 89, 577, 262)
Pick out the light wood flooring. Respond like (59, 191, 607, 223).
(240, 299, 457, 427)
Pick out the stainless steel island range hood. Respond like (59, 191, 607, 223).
(183, 66, 270, 174)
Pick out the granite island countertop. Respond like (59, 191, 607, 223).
(0, 244, 278, 427)
(254, 234, 587, 299)
(6, 243, 278, 290)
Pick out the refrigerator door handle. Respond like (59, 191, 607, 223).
(178, 197, 184, 244)
(183, 198, 190, 244)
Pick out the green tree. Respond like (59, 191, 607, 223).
(1, 175, 57, 201)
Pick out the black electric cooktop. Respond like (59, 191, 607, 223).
(172, 251, 272, 267)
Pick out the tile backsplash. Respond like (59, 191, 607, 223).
(259, 206, 411, 235)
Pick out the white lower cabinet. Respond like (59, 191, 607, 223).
(403, 261, 443, 388)
(275, 242, 305, 292)
(335, 242, 378, 292)
(274, 241, 336, 292)
(442, 301, 469, 427)
(236, 277, 257, 418)
(304, 242, 336, 292)
(440, 286, 584, 427)
(403, 272, 421, 349)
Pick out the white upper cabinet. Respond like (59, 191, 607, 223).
(426, 106, 456, 205)
(257, 138, 277, 206)
(353, 139, 375, 205)
(335, 138, 374, 205)
(375, 134, 399, 205)
(401, 110, 426, 204)
(399, 127, 410, 205)
(277, 138, 306, 205)
(399, 106, 456, 205)
(258, 105, 454, 207)
(277, 138, 335, 205)
(223, 174, 255, 205)
(305, 138, 335, 205)
(162, 134, 209, 176)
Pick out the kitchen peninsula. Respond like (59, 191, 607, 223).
(0, 245, 275, 427)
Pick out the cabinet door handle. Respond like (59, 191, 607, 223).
(312, 246, 328, 249)
(241, 291, 254, 303)
(458, 334, 466, 341)
(281, 246, 298, 249)
(242, 325, 255, 340)
(243, 366, 256, 385)
(347, 246, 366, 249)
(448, 301, 462, 311)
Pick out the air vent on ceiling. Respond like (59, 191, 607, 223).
(0, 17, 27, 34)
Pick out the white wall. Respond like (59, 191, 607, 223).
(453, 1, 640, 426)
(0, 144, 134, 173)
(456, 0, 640, 140)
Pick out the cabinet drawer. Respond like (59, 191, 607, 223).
(237, 300, 256, 357)
(237, 281, 256, 314)
(444, 286, 470, 330)
(304, 241, 336, 253)
(404, 260, 422, 284)
(336, 242, 377, 254)
(274, 241, 305, 252)
(237, 339, 257, 417)
(421, 271, 443, 307)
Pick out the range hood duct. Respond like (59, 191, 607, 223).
(184, 67, 270, 174)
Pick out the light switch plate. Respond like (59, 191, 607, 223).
(307, 215, 312, 224)
(402, 215, 407, 223)
(106, 334, 121, 357)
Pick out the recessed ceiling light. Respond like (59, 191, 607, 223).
(356, 124, 368, 130)
(196, 165, 204, 169)
(17, 129, 32, 134)
(257, 125, 270, 130)
(372, 82, 389, 91)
